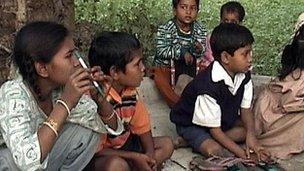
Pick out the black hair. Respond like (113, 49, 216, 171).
(13, 21, 69, 99)
(88, 32, 141, 75)
(279, 25, 304, 80)
(220, 1, 245, 22)
(210, 23, 254, 61)
(172, 0, 200, 10)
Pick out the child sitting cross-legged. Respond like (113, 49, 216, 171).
(170, 23, 270, 162)
(152, 0, 207, 107)
(88, 32, 174, 171)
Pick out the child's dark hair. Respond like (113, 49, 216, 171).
(172, 0, 200, 10)
(220, 1, 245, 22)
(210, 23, 254, 61)
(279, 25, 304, 80)
(13, 21, 68, 99)
(88, 32, 141, 75)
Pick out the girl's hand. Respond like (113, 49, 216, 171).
(131, 153, 156, 171)
(89, 66, 112, 102)
(61, 67, 93, 109)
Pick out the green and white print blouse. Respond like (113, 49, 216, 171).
(0, 75, 107, 170)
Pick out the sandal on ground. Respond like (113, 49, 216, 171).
(190, 155, 256, 171)
(190, 156, 226, 171)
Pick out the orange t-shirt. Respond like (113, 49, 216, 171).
(97, 87, 151, 152)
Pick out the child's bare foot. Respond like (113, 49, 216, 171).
(173, 136, 188, 149)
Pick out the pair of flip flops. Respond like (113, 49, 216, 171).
(190, 155, 254, 171)
(189, 155, 283, 171)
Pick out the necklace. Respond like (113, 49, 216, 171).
(179, 27, 191, 34)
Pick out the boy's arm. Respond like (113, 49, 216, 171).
(139, 131, 155, 157)
(241, 108, 270, 160)
(240, 108, 256, 138)
(190, 22, 207, 58)
(192, 94, 246, 158)
(240, 80, 270, 160)
(210, 127, 247, 158)
(129, 99, 155, 155)
(240, 80, 257, 149)
(155, 25, 183, 62)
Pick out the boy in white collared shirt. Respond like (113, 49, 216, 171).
(170, 23, 270, 161)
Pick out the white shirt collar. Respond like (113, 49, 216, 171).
(211, 61, 246, 95)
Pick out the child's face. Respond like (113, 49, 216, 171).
(226, 45, 252, 74)
(115, 48, 145, 88)
(173, 0, 198, 26)
(221, 11, 240, 24)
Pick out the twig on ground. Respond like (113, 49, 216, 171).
(168, 159, 187, 170)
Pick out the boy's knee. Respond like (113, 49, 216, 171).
(101, 156, 130, 171)
(161, 137, 174, 157)
(199, 139, 223, 156)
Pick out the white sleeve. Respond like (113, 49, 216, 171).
(0, 83, 48, 170)
(241, 79, 253, 108)
(192, 94, 221, 127)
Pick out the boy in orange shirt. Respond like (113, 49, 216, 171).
(88, 32, 174, 171)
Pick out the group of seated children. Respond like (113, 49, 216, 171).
(85, 0, 273, 169)
(1, 0, 304, 170)
(153, 0, 246, 108)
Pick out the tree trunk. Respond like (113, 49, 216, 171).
(0, 0, 75, 84)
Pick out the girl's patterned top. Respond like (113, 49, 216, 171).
(0, 75, 108, 170)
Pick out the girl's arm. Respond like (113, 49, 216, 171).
(96, 98, 118, 129)
(90, 67, 118, 130)
(210, 127, 246, 158)
(39, 67, 94, 161)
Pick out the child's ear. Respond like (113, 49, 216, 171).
(220, 51, 231, 65)
(173, 8, 177, 16)
(34, 61, 49, 78)
(109, 66, 120, 80)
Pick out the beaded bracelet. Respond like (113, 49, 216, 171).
(56, 99, 71, 116)
(43, 117, 58, 137)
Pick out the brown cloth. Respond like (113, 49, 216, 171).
(254, 69, 304, 159)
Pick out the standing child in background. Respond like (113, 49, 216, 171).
(170, 23, 270, 162)
(200, 1, 246, 70)
(152, 0, 206, 107)
(88, 32, 174, 171)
